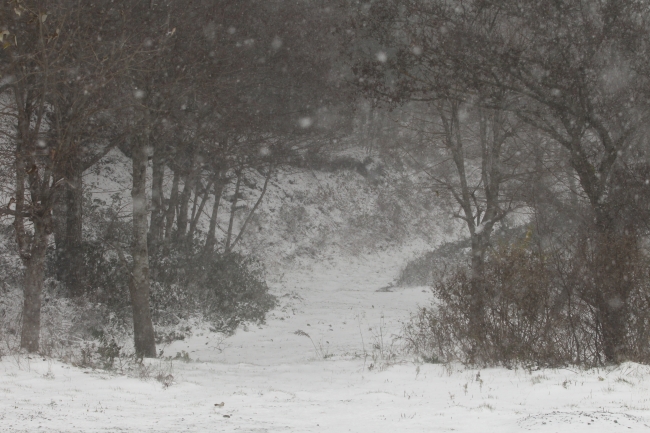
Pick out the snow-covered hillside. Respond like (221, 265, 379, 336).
(83, 147, 459, 269)
(2, 248, 650, 432)
(3, 148, 646, 433)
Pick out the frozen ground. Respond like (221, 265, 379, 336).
(2, 247, 650, 432)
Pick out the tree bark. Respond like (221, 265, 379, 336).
(20, 218, 50, 353)
(225, 167, 243, 252)
(148, 141, 165, 257)
(62, 162, 84, 297)
(130, 136, 156, 358)
(175, 172, 192, 244)
(162, 169, 180, 256)
(204, 177, 224, 255)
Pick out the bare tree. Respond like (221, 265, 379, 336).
(353, 0, 650, 362)
(350, 3, 530, 336)
(452, 0, 650, 363)
(0, 0, 131, 352)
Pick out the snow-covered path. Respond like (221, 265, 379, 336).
(2, 249, 650, 432)
(165, 248, 432, 366)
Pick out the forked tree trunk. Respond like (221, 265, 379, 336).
(54, 140, 118, 297)
(187, 179, 214, 244)
(437, 100, 507, 361)
(229, 165, 273, 251)
(20, 218, 50, 353)
(130, 137, 156, 358)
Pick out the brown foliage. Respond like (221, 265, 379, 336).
(403, 234, 650, 367)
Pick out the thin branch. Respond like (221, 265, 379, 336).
(230, 164, 273, 251)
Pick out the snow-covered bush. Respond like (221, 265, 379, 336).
(198, 253, 276, 331)
(63, 240, 131, 311)
(67, 193, 275, 338)
(0, 287, 22, 356)
(152, 251, 276, 335)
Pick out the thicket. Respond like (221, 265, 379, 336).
(0, 0, 350, 357)
(403, 228, 650, 367)
(56, 195, 275, 337)
(352, 0, 650, 366)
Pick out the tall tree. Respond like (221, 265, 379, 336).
(353, 0, 650, 362)
(0, 0, 129, 352)
(349, 1, 530, 338)
(446, 0, 650, 363)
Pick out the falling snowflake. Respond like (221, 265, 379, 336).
(299, 117, 313, 128)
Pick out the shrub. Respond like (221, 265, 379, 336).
(75, 240, 131, 311)
(46, 192, 276, 339)
(198, 253, 276, 331)
(397, 225, 529, 287)
(152, 251, 276, 334)
(403, 234, 650, 367)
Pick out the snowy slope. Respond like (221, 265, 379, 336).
(3, 246, 650, 432)
(83, 147, 458, 268)
(2, 148, 647, 432)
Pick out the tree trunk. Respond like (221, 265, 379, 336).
(225, 168, 243, 252)
(600, 296, 628, 364)
(185, 183, 199, 248)
(175, 172, 192, 244)
(52, 157, 84, 297)
(593, 229, 632, 364)
(63, 164, 84, 297)
(130, 137, 156, 358)
(20, 218, 50, 353)
(148, 142, 165, 257)
(204, 178, 224, 255)
(187, 179, 214, 244)
(469, 230, 490, 329)
(52, 198, 67, 281)
(162, 169, 180, 256)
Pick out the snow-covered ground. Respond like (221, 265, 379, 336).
(3, 248, 650, 432)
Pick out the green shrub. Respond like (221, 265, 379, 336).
(151, 251, 276, 334)
(199, 253, 276, 332)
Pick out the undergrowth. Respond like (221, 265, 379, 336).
(402, 233, 650, 368)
